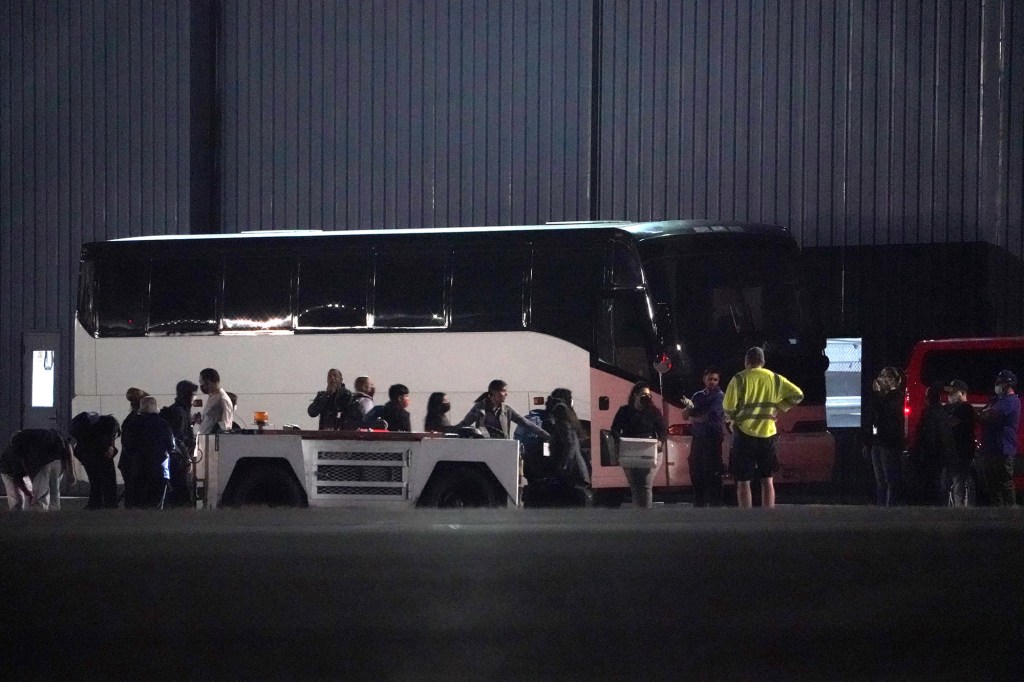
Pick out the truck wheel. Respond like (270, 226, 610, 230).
(232, 464, 305, 507)
(421, 466, 500, 508)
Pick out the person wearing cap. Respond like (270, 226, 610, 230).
(976, 370, 1020, 506)
(944, 379, 976, 506)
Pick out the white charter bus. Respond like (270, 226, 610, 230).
(74, 220, 834, 505)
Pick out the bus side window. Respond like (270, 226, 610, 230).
(530, 246, 597, 349)
(450, 248, 527, 330)
(149, 258, 219, 334)
(297, 256, 370, 329)
(222, 257, 295, 332)
(374, 251, 446, 328)
(96, 258, 149, 337)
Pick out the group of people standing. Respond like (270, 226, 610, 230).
(865, 366, 1020, 507)
(605, 346, 804, 510)
(2, 366, 235, 512)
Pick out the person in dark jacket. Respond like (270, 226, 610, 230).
(2, 429, 75, 511)
(683, 367, 726, 507)
(863, 367, 905, 506)
(912, 382, 955, 505)
(515, 389, 573, 488)
(342, 376, 376, 429)
(365, 384, 412, 432)
(424, 392, 453, 432)
(976, 369, 1020, 507)
(163, 379, 198, 507)
(944, 379, 976, 506)
(611, 381, 667, 509)
(73, 414, 121, 509)
(119, 387, 149, 507)
(121, 396, 174, 509)
(307, 368, 351, 430)
(546, 401, 591, 507)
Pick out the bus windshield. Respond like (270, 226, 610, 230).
(642, 240, 823, 404)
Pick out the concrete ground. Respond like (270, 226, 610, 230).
(3, 505, 1023, 679)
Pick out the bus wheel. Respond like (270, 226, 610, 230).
(421, 466, 500, 508)
(231, 463, 305, 507)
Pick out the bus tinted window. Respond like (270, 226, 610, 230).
(223, 258, 294, 331)
(149, 258, 219, 334)
(597, 290, 653, 380)
(374, 251, 446, 328)
(96, 259, 148, 336)
(451, 248, 526, 330)
(611, 241, 644, 288)
(531, 246, 598, 348)
(297, 257, 370, 328)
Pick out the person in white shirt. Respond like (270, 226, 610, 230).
(195, 367, 234, 434)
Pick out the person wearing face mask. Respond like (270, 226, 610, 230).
(943, 379, 977, 506)
(976, 370, 1020, 507)
(424, 392, 454, 432)
(342, 376, 376, 429)
(610, 381, 667, 509)
(863, 366, 905, 507)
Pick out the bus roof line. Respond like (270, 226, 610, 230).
(108, 220, 788, 243)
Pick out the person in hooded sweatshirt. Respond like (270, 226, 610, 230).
(121, 396, 174, 509)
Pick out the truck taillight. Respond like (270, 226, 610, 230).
(903, 391, 911, 438)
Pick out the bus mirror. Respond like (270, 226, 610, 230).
(653, 353, 672, 375)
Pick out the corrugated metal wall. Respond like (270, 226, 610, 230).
(2, 0, 1023, 443)
(0, 0, 192, 443)
(597, 0, 1024, 255)
(218, 0, 595, 230)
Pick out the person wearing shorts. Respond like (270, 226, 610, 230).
(723, 347, 803, 508)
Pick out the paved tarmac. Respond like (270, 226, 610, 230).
(3, 505, 1023, 680)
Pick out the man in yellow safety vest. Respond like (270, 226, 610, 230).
(722, 346, 804, 508)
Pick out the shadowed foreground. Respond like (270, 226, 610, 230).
(3, 506, 1023, 679)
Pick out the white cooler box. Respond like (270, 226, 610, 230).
(616, 437, 661, 469)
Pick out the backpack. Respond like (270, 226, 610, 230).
(515, 409, 552, 480)
(69, 411, 100, 442)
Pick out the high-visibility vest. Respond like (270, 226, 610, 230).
(723, 367, 804, 438)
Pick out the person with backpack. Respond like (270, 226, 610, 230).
(515, 388, 573, 502)
(159, 380, 198, 507)
(70, 412, 121, 509)
(307, 368, 352, 430)
(342, 376, 376, 429)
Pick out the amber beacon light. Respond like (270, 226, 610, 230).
(253, 411, 269, 431)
